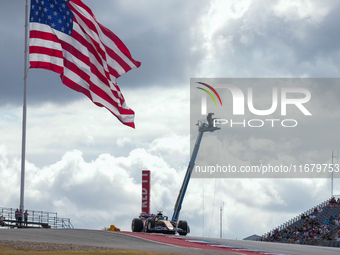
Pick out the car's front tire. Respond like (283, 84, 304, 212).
(146, 218, 155, 233)
(178, 220, 188, 236)
(131, 218, 143, 232)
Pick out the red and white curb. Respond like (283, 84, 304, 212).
(116, 232, 290, 255)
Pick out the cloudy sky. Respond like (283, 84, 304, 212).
(1, 0, 340, 239)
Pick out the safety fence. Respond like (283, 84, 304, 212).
(0, 207, 73, 229)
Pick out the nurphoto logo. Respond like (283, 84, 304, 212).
(197, 83, 312, 128)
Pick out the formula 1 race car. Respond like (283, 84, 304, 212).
(131, 211, 190, 236)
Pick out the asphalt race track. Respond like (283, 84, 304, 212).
(0, 228, 339, 255)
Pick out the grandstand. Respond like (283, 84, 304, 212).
(261, 197, 340, 247)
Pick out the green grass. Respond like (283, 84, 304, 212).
(0, 245, 180, 255)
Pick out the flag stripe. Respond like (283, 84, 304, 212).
(99, 23, 141, 69)
(61, 72, 134, 120)
(29, 36, 62, 52)
(29, 0, 140, 128)
(60, 38, 126, 107)
(30, 30, 59, 44)
(61, 75, 135, 127)
(63, 61, 133, 115)
(29, 46, 63, 59)
(30, 61, 64, 74)
(71, 26, 121, 80)
(72, 0, 141, 68)
(30, 54, 64, 69)
(69, 2, 139, 73)
(71, 11, 129, 77)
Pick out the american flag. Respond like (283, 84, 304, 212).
(29, 0, 141, 128)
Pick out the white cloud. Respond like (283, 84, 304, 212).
(272, 0, 331, 25)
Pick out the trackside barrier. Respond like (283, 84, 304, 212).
(0, 207, 73, 229)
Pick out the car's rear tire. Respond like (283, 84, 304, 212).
(146, 218, 155, 233)
(131, 218, 143, 232)
(178, 220, 188, 236)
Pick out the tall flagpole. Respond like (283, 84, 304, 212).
(20, 0, 29, 213)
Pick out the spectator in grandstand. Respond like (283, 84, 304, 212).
(329, 197, 337, 208)
(325, 219, 330, 225)
(328, 216, 335, 225)
(335, 218, 339, 226)
(15, 209, 19, 225)
(18, 209, 23, 225)
(313, 207, 318, 213)
(336, 231, 340, 241)
(319, 207, 323, 213)
(330, 197, 336, 204)
(0, 215, 4, 226)
(24, 210, 29, 226)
